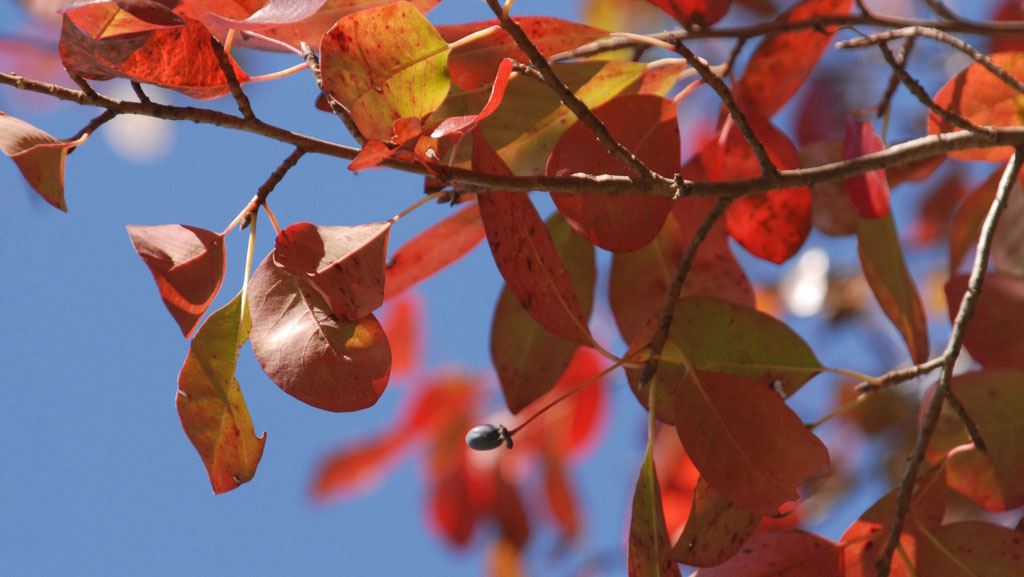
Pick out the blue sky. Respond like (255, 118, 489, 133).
(0, 0, 973, 575)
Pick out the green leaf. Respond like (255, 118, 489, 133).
(177, 291, 266, 494)
(858, 213, 930, 364)
(320, 2, 450, 141)
(628, 451, 681, 577)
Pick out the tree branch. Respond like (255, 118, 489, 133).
(875, 148, 1024, 577)
(66, 109, 117, 155)
(208, 36, 256, 121)
(483, 0, 658, 181)
(300, 42, 366, 146)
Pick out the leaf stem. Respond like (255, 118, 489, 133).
(447, 25, 503, 51)
(248, 62, 310, 83)
(390, 191, 448, 222)
(238, 207, 257, 350)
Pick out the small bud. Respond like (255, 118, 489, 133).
(465, 424, 504, 451)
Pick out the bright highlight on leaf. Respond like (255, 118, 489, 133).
(126, 224, 226, 338)
(320, 1, 451, 141)
(0, 110, 87, 212)
(63, 0, 184, 39)
(177, 291, 266, 494)
(248, 254, 391, 412)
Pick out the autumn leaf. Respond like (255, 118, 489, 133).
(950, 168, 1003, 272)
(59, 14, 249, 99)
(62, 0, 184, 39)
(929, 51, 1024, 161)
(858, 213, 930, 364)
(474, 135, 593, 345)
(694, 530, 841, 577)
(674, 371, 830, 516)
(248, 254, 391, 412)
(671, 477, 760, 567)
(0, 110, 87, 212)
(384, 202, 485, 299)
(432, 58, 514, 138)
(126, 224, 226, 338)
(310, 434, 406, 501)
(646, 0, 731, 27)
(320, 2, 450, 141)
(547, 94, 676, 252)
(543, 455, 579, 538)
(915, 521, 1024, 576)
(945, 273, 1024, 369)
(492, 213, 595, 414)
(843, 118, 891, 219)
(734, 0, 854, 117)
(273, 221, 391, 321)
(627, 451, 681, 577)
(176, 291, 266, 494)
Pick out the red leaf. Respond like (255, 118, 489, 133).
(384, 202, 485, 299)
(474, 136, 593, 345)
(627, 451, 681, 577)
(929, 51, 1024, 161)
(547, 94, 676, 252)
(176, 291, 266, 494)
(492, 213, 595, 414)
(248, 254, 391, 412)
(431, 458, 479, 546)
(310, 433, 406, 501)
(671, 477, 760, 567)
(378, 294, 422, 374)
(708, 114, 811, 264)
(62, 0, 184, 39)
(646, 0, 731, 27)
(697, 530, 841, 577)
(858, 213, 930, 364)
(543, 455, 579, 538)
(911, 173, 966, 247)
(59, 15, 249, 99)
(127, 224, 226, 337)
(950, 168, 1005, 272)
(348, 140, 397, 172)
(945, 273, 1024, 369)
(917, 521, 1024, 576)
(273, 221, 390, 321)
(0, 111, 87, 212)
(675, 370, 829, 516)
(320, 2, 450, 141)
(991, 0, 1024, 53)
(734, 0, 854, 117)
(439, 17, 607, 90)
(843, 118, 891, 218)
(495, 471, 530, 548)
(432, 58, 514, 138)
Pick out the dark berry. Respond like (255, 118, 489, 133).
(465, 424, 503, 451)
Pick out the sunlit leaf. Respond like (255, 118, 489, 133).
(62, 0, 184, 39)
(432, 58, 514, 138)
(474, 136, 593, 345)
(491, 213, 595, 414)
(384, 202, 485, 299)
(858, 213, 930, 364)
(440, 17, 607, 90)
(646, 0, 731, 27)
(671, 477, 760, 567)
(945, 273, 1024, 369)
(320, 2, 450, 141)
(843, 118, 890, 219)
(273, 221, 391, 321)
(127, 224, 226, 338)
(694, 530, 840, 576)
(916, 521, 1024, 577)
(59, 15, 249, 99)
(176, 291, 265, 494)
(628, 451, 681, 577)
(929, 51, 1024, 161)
(248, 254, 391, 412)
(675, 370, 829, 516)
(0, 111, 87, 212)
(547, 94, 676, 252)
(733, 0, 854, 117)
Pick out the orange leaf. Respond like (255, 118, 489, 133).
(59, 15, 249, 99)
(628, 451, 681, 577)
(0, 111, 87, 212)
(176, 292, 266, 494)
(697, 530, 841, 576)
(474, 136, 593, 345)
(734, 0, 854, 117)
(675, 371, 829, 516)
(310, 433, 406, 502)
(384, 202, 485, 299)
(945, 273, 1024, 369)
(916, 521, 1024, 576)
(126, 224, 226, 337)
(248, 254, 391, 412)
(273, 221, 390, 321)
(432, 58, 514, 138)
(63, 0, 184, 39)
(858, 213, 930, 364)
(671, 477, 760, 567)
(843, 118, 891, 218)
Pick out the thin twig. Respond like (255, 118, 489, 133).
(672, 40, 777, 177)
(722, 37, 748, 79)
(839, 26, 1024, 96)
(130, 81, 150, 104)
(65, 109, 117, 155)
(482, 0, 657, 180)
(300, 42, 366, 146)
(208, 36, 256, 120)
(876, 148, 1024, 577)
(876, 36, 914, 119)
(7, 71, 1024, 200)
(875, 40, 995, 139)
(636, 198, 732, 393)
(257, 147, 306, 205)
(943, 389, 987, 453)
(921, 0, 962, 22)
